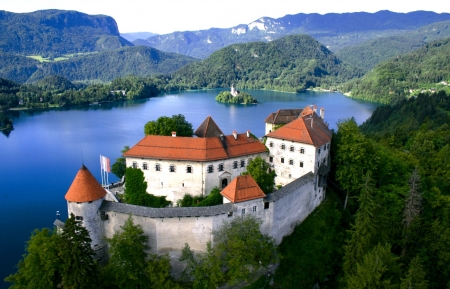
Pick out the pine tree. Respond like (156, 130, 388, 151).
(58, 214, 99, 289)
(343, 172, 378, 275)
(400, 256, 428, 289)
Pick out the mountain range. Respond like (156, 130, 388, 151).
(134, 10, 450, 59)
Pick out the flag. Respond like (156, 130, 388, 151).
(100, 155, 111, 173)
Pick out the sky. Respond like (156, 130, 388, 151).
(1, 0, 450, 34)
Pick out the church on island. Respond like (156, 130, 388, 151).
(58, 105, 332, 264)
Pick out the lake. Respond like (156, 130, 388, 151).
(0, 89, 378, 286)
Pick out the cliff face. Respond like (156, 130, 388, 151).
(0, 10, 131, 56)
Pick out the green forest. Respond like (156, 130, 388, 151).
(215, 91, 257, 104)
(342, 37, 450, 103)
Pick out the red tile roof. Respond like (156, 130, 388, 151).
(266, 106, 332, 147)
(124, 133, 267, 162)
(220, 175, 266, 203)
(65, 165, 106, 202)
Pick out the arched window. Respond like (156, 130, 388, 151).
(186, 165, 193, 173)
(142, 163, 148, 170)
(132, 162, 137, 169)
(300, 148, 305, 154)
(207, 165, 214, 173)
(155, 163, 161, 171)
(281, 144, 286, 150)
(218, 163, 224, 172)
(290, 146, 295, 152)
(169, 164, 176, 172)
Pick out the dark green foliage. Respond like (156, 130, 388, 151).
(400, 256, 428, 289)
(242, 156, 276, 194)
(124, 167, 170, 208)
(178, 187, 223, 207)
(0, 112, 13, 131)
(58, 214, 99, 289)
(111, 145, 129, 179)
(4, 228, 61, 288)
(26, 46, 197, 83)
(103, 216, 149, 288)
(144, 114, 194, 136)
(181, 215, 278, 287)
(215, 91, 257, 104)
(273, 197, 345, 288)
(342, 37, 450, 103)
(346, 243, 401, 289)
(0, 52, 40, 83)
(172, 34, 361, 92)
(0, 10, 131, 56)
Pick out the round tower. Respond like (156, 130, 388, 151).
(65, 165, 107, 257)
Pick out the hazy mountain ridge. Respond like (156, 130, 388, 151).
(0, 10, 133, 56)
(336, 20, 450, 72)
(121, 32, 158, 42)
(136, 11, 450, 59)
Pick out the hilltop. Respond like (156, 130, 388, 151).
(336, 20, 450, 72)
(342, 37, 450, 103)
(0, 10, 133, 56)
(171, 34, 361, 92)
(136, 11, 450, 59)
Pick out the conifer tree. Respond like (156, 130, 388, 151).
(343, 172, 378, 275)
(58, 214, 99, 289)
(400, 256, 428, 289)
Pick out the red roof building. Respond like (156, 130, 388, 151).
(220, 175, 266, 203)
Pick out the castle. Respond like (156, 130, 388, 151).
(58, 105, 331, 265)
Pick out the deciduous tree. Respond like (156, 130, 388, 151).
(242, 156, 276, 194)
(144, 114, 193, 136)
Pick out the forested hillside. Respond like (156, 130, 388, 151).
(336, 20, 450, 72)
(2, 46, 196, 83)
(0, 10, 132, 56)
(342, 37, 450, 103)
(138, 10, 450, 59)
(172, 34, 361, 92)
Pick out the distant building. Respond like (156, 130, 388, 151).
(264, 108, 303, 135)
(230, 85, 239, 97)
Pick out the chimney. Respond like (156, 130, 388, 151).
(220, 134, 224, 141)
(246, 130, 250, 138)
(171, 131, 176, 137)
(320, 107, 325, 120)
(232, 131, 237, 140)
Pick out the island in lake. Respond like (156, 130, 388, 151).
(215, 86, 257, 104)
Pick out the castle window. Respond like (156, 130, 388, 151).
(289, 159, 294, 165)
(318, 148, 321, 154)
(289, 174, 292, 178)
(186, 166, 192, 173)
(253, 206, 257, 212)
(240, 160, 245, 168)
(142, 162, 148, 170)
(228, 211, 233, 217)
(281, 157, 284, 163)
(327, 144, 330, 150)
(132, 162, 137, 169)
(242, 208, 245, 215)
(281, 144, 286, 150)
(169, 165, 176, 173)
(155, 163, 161, 171)
(324, 144, 327, 151)
(323, 158, 326, 164)
(233, 161, 238, 169)
(269, 142, 274, 148)
(290, 146, 295, 152)
(264, 202, 270, 209)
(207, 165, 214, 173)
(300, 162, 304, 168)
(218, 163, 224, 172)
(269, 156, 273, 163)
(300, 148, 305, 154)
(75, 216, 83, 221)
